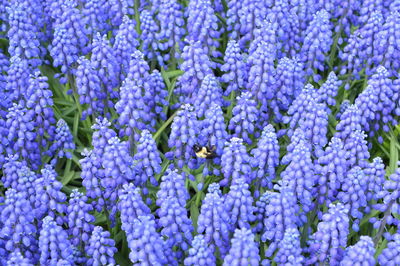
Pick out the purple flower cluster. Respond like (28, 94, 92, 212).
(2, 1, 400, 265)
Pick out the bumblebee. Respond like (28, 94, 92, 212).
(193, 144, 217, 159)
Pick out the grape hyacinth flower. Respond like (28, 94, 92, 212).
(49, 119, 75, 161)
(378, 233, 400, 266)
(7, 251, 33, 266)
(354, 85, 379, 136)
(228, 91, 260, 145)
(251, 124, 279, 190)
(299, 100, 328, 156)
(341, 10, 384, 78)
(273, 56, 305, 121)
(199, 103, 228, 160)
(336, 99, 351, 119)
(307, 203, 349, 265)
(339, 31, 364, 79)
(184, 235, 216, 266)
(26, 72, 56, 148)
(355, 66, 399, 142)
(341, 236, 376, 266)
(223, 228, 260, 266)
(50, 0, 89, 83)
(343, 130, 370, 169)
(6, 56, 31, 104)
(274, 227, 305, 265)
(140, 10, 162, 65)
(317, 71, 342, 110)
(125, 215, 169, 265)
(166, 104, 200, 169)
(281, 127, 310, 164)
(66, 189, 95, 248)
(220, 137, 253, 186)
(2, 154, 26, 189)
(6, 2, 42, 68)
(156, 168, 189, 208)
(187, 0, 221, 57)
(365, 157, 386, 201)
(371, 165, 400, 232)
(118, 183, 152, 228)
(115, 79, 156, 141)
(90, 33, 120, 103)
(87, 135, 123, 220)
(224, 178, 255, 229)
(191, 74, 224, 118)
(266, 0, 302, 57)
(102, 137, 134, 200)
(197, 183, 231, 256)
(283, 83, 317, 137)
(0, 189, 37, 261)
(86, 226, 117, 266)
(328, 0, 362, 43)
(108, 0, 134, 26)
(281, 138, 315, 213)
(253, 192, 274, 233)
(76, 57, 107, 119)
(261, 181, 301, 257)
(132, 130, 161, 188)
(0, 49, 9, 104)
(246, 41, 276, 122)
(226, 0, 243, 38)
(15, 166, 37, 206)
(334, 104, 363, 143)
(316, 137, 348, 209)
(237, 0, 268, 49)
(177, 40, 215, 101)
(0, 0, 8, 33)
(125, 50, 150, 84)
(374, 11, 400, 75)
(34, 164, 67, 224)
(83, 0, 112, 37)
(97, 122, 128, 161)
(248, 19, 277, 57)
(221, 40, 247, 96)
(5, 102, 41, 169)
(79, 149, 104, 212)
(53, 0, 89, 53)
(0, 118, 7, 167)
(301, 9, 333, 82)
(49, 26, 80, 84)
(113, 16, 139, 80)
(157, 196, 193, 256)
(390, 0, 400, 13)
(337, 167, 368, 232)
(359, 0, 383, 25)
(148, 70, 168, 120)
(157, 0, 185, 63)
(39, 216, 74, 265)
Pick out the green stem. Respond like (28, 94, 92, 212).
(373, 200, 394, 246)
(226, 91, 236, 132)
(153, 111, 178, 141)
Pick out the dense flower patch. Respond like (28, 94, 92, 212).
(0, 0, 400, 265)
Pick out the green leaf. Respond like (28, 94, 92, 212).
(94, 212, 108, 225)
(153, 111, 178, 141)
(53, 99, 74, 106)
(190, 201, 199, 233)
(0, 38, 9, 50)
(389, 134, 398, 174)
(165, 70, 183, 79)
(73, 112, 80, 138)
(115, 252, 132, 266)
(61, 171, 75, 185)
